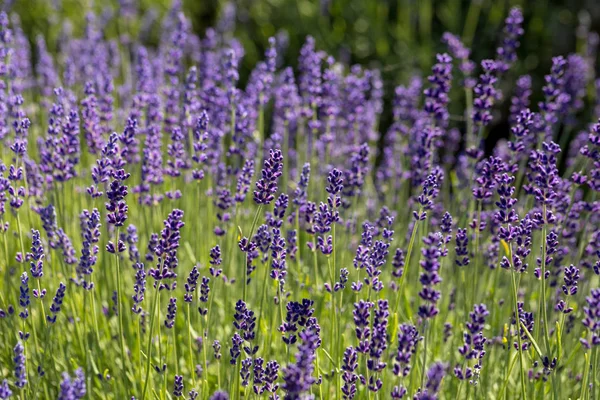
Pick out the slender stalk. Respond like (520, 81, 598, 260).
(393, 215, 421, 316)
(142, 283, 161, 400)
(114, 227, 128, 382)
(510, 268, 527, 400)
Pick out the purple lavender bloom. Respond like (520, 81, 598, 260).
(538, 56, 568, 141)
(254, 149, 283, 205)
(455, 228, 470, 267)
(88, 133, 119, 198)
(198, 276, 210, 315)
(353, 300, 373, 353)
(414, 173, 440, 220)
(510, 76, 532, 125)
(173, 375, 184, 397)
(235, 160, 255, 203)
(58, 368, 86, 400)
(455, 304, 489, 383)
(442, 32, 475, 87)
(415, 362, 448, 399)
(525, 141, 561, 208)
(14, 341, 26, 388)
(281, 325, 321, 399)
(47, 282, 66, 324)
(184, 266, 199, 303)
(298, 36, 323, 113)
(240, 358, 253, 387)
(262, 360, 280, 397)
(165, 297, 177, 329)
(472, 60, 499, 127)
(232, 300, 258, 356)
(424, 53, 453, 126)
(191, 111, 209, 181)
(557, 265, 579, 314)
(391, 248, 405, 280)
(563, 54, 588, 117)
(149, 209, 185, 290)
(27, 229, 44, 278)
(132, 263, 146, 314)
(496, 7, 524, 74)
(209, 245, 222, 277)
(279, 299, 315, 345)
(0, 379, 12, 399)
(513, 302, 534, 351)
(418, 233, 443, 320)
(105, 169, 131, 230)
(582, 288, 600, 348)
(341, 346, 358, 399)
(76, 209, 101, 289)
(393, 324, 421, 376)
(367, 300, 389, 378)
(209, 391, 229, 400)
(19, 272, 30, 320)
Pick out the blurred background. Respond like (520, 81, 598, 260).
(6, 0, 600, 148)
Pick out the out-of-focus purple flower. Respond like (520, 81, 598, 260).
(415, 362, 448, 399)
(582, 288, 600, 348)
(442, 32, 475, 87)
(424, 53, 453, 126)
(496, 7, 524, 74)
(509, 75, 532, 125)
(209, 390, 229, 400)
(14, 341, 26, 388)
(281, 324, 321, 399)
(235, 160, 255, 203)
(58, 368, 86, 400)
(539, 56, 568, 141)
(472, 60, 499, 127)
(0, 379, 12, 399)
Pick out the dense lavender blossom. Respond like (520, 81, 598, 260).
(254, 149, 283, 205)
(149, 209, 185, 290)
(47, 282, 66, 324)
(393, 324, 421, 376)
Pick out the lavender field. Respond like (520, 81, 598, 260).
(0, 1, 599, 399)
